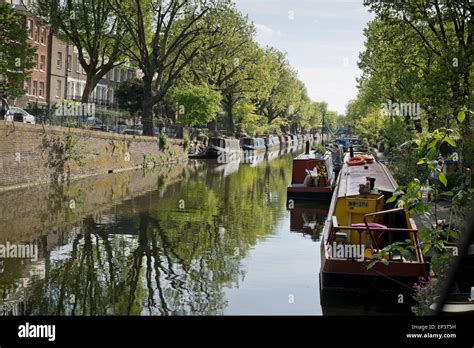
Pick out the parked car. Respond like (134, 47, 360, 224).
(124, 125, 143, 135)
(6, 107, 36, 124)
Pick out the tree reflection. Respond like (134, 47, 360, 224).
(21, 155, 294, 315)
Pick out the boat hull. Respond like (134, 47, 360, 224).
(287, 185, 332, 201)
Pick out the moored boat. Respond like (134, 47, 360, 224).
(242, 137, 266, 153)
(320, 152, 428, 308)
(287, 150, 335, 201)
(205, 137, 241, 160)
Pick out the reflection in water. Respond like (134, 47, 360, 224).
(289, 204, 328, 241)
(1, 151, 315, 315)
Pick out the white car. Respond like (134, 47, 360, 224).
(6, 107, 36, 124)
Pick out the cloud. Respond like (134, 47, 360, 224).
(254, 23, 283, 44)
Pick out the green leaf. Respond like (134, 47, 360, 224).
(457, 111, 465, 123)
(439, 172, 447, 187)
(422, 245, 431, 255)
(386, 195, 397, 203)
(400, 249, 412, 261)
(445, 137, 456, 148)
(380, 258, 389, 266)
(417, 159, 425, 165)
(440, 191, 453, 196)
(367, 260, 377, 270)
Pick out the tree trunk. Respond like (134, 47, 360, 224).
(142, 76, 154, 136)
(81, 78, 93, 105)
(208, 119, 217, 135)
(225, 98, 234, 134)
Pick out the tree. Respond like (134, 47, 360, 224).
(116, 78, 144, 120)
(255, 48, 302, 130)
(182, 2, 265, 133)
(169, 84, 222, 127)
(33, 0, 126, 103)
(0, 3, 35, 96)
(363, 0, 473, 132)
(108, 0, 221, 136)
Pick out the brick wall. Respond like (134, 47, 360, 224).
(0, 122, 187, 189)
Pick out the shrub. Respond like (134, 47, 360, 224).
(159, 132, 169, 150)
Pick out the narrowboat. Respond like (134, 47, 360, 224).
(335, 137, 361, 151)
(320, 152, 428, 308)
(287, 150, 335, 201)
(242, 137, 266, 153)
(265, 135, 280, 151)
(205, 137, 241, 161)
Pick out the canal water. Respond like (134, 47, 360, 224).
(0, 149, 331, 315)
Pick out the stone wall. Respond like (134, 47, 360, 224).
(0, 122, 187, 190)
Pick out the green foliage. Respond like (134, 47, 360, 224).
(116, 78, 144, 118)
(159, 132, 169, 150)
(312, 144, 326, 155)
(183, 133, 190, 151)
(33, 0, 127, 102)
(354, 109, 384, 145)
(170, 85, 222, 127)
(0, 3, 35, 96)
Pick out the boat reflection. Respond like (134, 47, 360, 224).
(241, 151, 266, 167)
(288, 203, 328, 241)
(214, 159, 240, 177)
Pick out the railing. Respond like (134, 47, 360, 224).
(329, 208, 423, 263)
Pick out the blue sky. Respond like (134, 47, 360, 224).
(234, 0, 374, 114)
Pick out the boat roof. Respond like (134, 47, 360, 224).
(337, 157, 398, 198)
(295, 151, 329, 161)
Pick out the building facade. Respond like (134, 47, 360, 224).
(4, 0, 139, 115)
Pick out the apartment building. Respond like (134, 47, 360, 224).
(4, 0, 139, 113)
(47, 34, 68, 106)
(7, 2, 51, 109)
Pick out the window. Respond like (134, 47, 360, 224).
(34, 26, 39, 42)
(24, 79, 31, 95)
(67, 55, 72, 71)
(109, 88, 114, 103)
(121, 70, 127, 81)
(32, 81, 38, 96)
(34, 54, 38, 69)
(26, 20, 33, 38)
(57, 52, 62, 69)
(56, 80, 61, 98)
(39, 81, 45, 97)
(76, 55, 80, 73)
(114, 69, 120, 82)
(40, 28, 46, 45)
(110, 68, 114, 81)
(40, 55, 45, 71)
(76, 82, 81, 98)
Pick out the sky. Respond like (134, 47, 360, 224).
(234, 0, 374, 115)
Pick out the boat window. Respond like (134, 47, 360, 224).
(210, 138, 221, 147)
